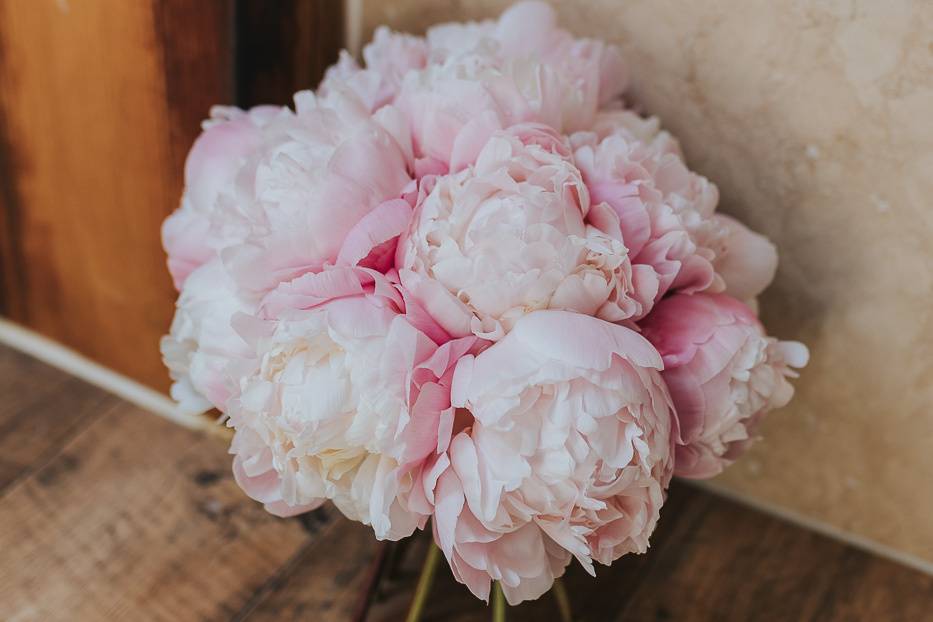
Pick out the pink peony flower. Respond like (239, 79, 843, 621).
(397, 126, 645, 341)
(226, 267, 474, 538)
(639, 293, 808, 479)
(427, 1, 626, 108)
(430, 310, 675, 604)
(162, 105, 282, 290)
(319, 26, 428, 112)
(393, 2, 625, 175)
(572, 117, 722, 311)
(217, 88, 413, 296)
(575, 110, 781, 304)
(162, 171, 417, 417)
(160, 258, 255, 415)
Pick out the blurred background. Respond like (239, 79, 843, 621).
(0, 0, 930, 588)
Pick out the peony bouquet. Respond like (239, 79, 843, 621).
(161, 1, 808, 611)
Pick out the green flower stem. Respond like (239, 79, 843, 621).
(492, 581, 507, 622)
(404, 540, 441, 622)
(553, 577, 572, 622)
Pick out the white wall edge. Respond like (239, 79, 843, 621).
(0, 317, 212, 433)
(1, 316, 930, 577)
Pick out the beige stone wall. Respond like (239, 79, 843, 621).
(357, 0, 933, 562)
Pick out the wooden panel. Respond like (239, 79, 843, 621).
(0, 93, 24, 319)
(0, 0, 234, 390)
(156, 1, 236, 183)
(236, 0, 344, 107)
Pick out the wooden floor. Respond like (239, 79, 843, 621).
(1, 343, 932, 622)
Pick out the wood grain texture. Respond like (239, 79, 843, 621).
(0, 344, 121, 491)
(606, 485, 933, 622)
(156, 0, 236, 182)
(233, 515, 380, 621)
(0, 60, 25, 319)
(0, 0, 234, 390)
(0, 399, 313, 621)
(236, 0, 344, 107)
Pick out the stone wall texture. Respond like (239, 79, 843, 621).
(357, 0, 933, 563)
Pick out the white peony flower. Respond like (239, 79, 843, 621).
(227, 282, 472, 538)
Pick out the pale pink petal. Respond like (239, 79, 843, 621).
(162, 208, 213, 290)
(712, 214, 779, 300)
(336, 198, 413, 270)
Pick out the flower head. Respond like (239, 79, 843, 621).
(427, 1, 626, 109)
(572, 115, 722, 311)
(393, 1, 625, 175)
(397, 126, 643, 340)
(640, 293, 808, 478)
(575, 111, 780, 307)
(431, 311, 674, 603)
(319, 26, 428, 112)
(227, 267, 473, 538)
(218, 88, 413, 295)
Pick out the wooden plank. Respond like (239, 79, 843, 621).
(0, 0, 234, 390)
(0, 344, 120, 490)
(232, 513, 378, 622)
(607, 484, 933, 622)
(235, 0, 344, 107)
(0, 403, 312, 622)
(155, 0, 236, 181)
(0, 70, 25, 319)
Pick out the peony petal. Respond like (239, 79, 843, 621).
(162, 208, 213, 290)
(712, 214, 778, 300)
(336, 198, 413, 270)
